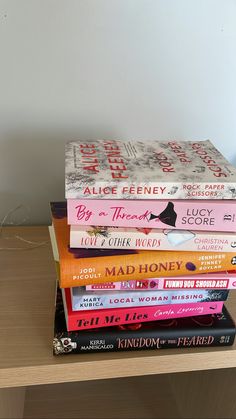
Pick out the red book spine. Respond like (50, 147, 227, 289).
(62, 289, 224, 331)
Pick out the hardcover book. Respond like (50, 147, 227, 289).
(70, 225, 236, 251)
(71, 288, 229, 311)
(51, 202, 236, 288)
(54, 289, 235, 354)
(62, 287, 224, 331)
(85, 272, 236, 291)
(65, 139, 236, 200)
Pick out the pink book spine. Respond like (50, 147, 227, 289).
(67, 299, 224, 331)
(86, 274, 236, 291)
(67, 199, 236, 232)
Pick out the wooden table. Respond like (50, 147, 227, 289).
(1, 226, 236, 419)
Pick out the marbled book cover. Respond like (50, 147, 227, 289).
(65, 139, 236, 200)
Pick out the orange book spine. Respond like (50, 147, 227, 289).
(59, 251, 236, 288)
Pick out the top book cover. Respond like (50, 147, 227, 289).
(65, 139, 236, 200)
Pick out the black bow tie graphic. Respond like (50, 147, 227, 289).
(149, 201, 177, 227)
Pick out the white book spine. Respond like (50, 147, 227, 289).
(70, 225, 236, 252)
(71, 289, 228, 311)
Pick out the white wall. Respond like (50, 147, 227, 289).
(1, 0, 236, 225)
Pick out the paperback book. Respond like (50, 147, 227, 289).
(86, 272, 236, 291)
(70, 225, 236, 251)
(65, 139, 236, 200)
(67, 199, 236, 231)
(54, 290, 235, 354)
(51, 202, 236, 288)
(71, 288, 229, 311)
(62, 287, 224, 331)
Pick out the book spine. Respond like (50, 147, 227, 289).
(66, 300, 224, 331)
(66, 181, 236, 200)
(53, 318, 235, 355)
(60, 250, 236, 287)
(71, 289, 228, 311)
(86, 276, 236, 291)
(70, 225, 236, 252)
(67, 199, 236, 232)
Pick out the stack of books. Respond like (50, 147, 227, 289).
(51, 139, 236, 355)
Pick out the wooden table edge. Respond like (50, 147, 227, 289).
(1, 348, 236, 389)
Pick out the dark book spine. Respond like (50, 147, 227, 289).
(53, 325, 235, 355)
